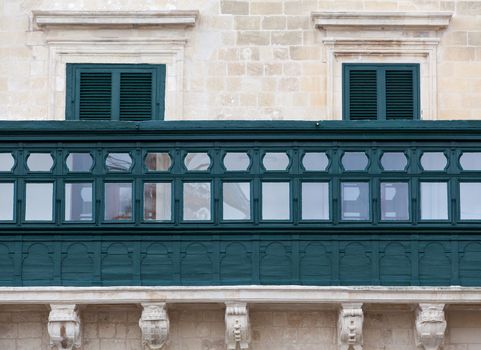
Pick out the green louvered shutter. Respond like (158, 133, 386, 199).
(348, 70, 378, 121)
(78, 72, 112, 121)
(119, 72, 154, 121)
(385, 70, 415, 120)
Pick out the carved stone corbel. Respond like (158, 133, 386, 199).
(48, 304, 81, 350)
(338, 303, 364, 350)
(415, 304, 446, 350)
(225, 302, 251, 350)
(139, 303, 170, 350)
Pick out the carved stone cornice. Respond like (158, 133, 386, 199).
(225, 302, 251, 350)
(338, 303, 364, 350)
(139, 303, 170, 350)
(415, 304, 446, 350)
(47, 304, 81, 350)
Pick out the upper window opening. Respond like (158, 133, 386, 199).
(343, 63, 420, 121)
(66, 63, 166, 121)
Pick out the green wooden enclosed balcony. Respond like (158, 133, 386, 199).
(1, 120, 481, 287)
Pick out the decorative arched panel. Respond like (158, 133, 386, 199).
(141, 243, 173, 285)
(102, 243, 133, 285)
(300, 243, 331, 285)
(260, 242, 292, 284)
(62, 243, 94, 286)
(220, 242, 252, 284)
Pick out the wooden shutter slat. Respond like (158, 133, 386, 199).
(119, 72, 153, 122)
(385, 70, 414, 120)
(78, 72, 112, 121)
(349, 70, 378, 121)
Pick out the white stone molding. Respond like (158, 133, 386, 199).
(47, 304, 81, 350)
(32, 11, 199, 29)
(338, 303, 364, 350)
(139, 302, 170, 350)
(225, 302, 251, 350)
(415, 303, 447, 350)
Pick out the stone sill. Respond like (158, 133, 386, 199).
(32, 10, 199, 29)
(312, 11, 453, 30)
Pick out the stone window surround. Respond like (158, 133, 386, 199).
(312, 11, 453, 121)
(31, 11, 199, 121)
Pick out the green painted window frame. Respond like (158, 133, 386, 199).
(66, 63, 166, 121)
(342, 63, 420, 121)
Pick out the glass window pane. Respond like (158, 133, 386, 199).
(104, 183, 133, 220)
(144, 183, 172, 221)
(341, 182, 370, 220)
(262, 182, 290, 220)
(302, 152, 329, 171)
(25, 183, 53, 221)
(0, 183, 14, 221)
(223, 182, 251, 220)
(145, 153, 172, 172)
(65, 183, 93, 221)
(381, 152, 408, 171)
(263, 152, 290, 171)
(420, 182, 448, 220)
(27, 153, 53, 172)
(421, 152, 447, 171)
(106, 153, 132, 172)
(381, 182, 409, 221)
(342, 152, 368, 171)
(302, 182, 329, 220)
(224, 153, 250, 171)
(0, 153, 14, 172)
(66, 153, 93, 172)
(183, 182, 211, 221)
(460, 183, 481, 220)
(460, 153, 481, 171)
(184, 153, 211, 171)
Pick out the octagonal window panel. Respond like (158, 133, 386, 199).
(460, 152, 481, 171)
(381, 152, 408, 171)
(27, 153, 54, 172)
(184, 153, 211, 171)
(106, 153, 132, 172)
(224, 153, 250, 171)
(145, 152, 172, 172)
(0, 153, 14, 172)
(66, 153, 93, 172)
(421, 152, 447, 171)
(263, 152, 289, 171)
(302, 152, 329, 171)
(342, 152, 368, 171)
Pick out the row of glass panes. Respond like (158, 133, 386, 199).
(3, 151, 481, 173)
(1, 180, 481, 223)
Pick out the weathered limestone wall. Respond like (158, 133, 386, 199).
(0, 305, 480, 349)
(2, 0, 481, 121)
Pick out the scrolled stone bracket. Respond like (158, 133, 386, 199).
(225, 302, 251, 350)
(139, 302, 170, 350)
(415, 303, 447, 350)
(338, 302, 364, 350)
(48, 304, 81, 350)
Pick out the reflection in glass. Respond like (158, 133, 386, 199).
(184, 153, 211, 171)
(342, 152, 368, 171)
(262, 182, 290, 220)
(0, 153, 14, 172)
(263, 152, 290, 171)
(223, 182, 251, 220)
(145, 153, 172, 172)
(25, 183, 53, 221)
(106, 153, 132, 172)
(0, 183, 14, 221)
(27, 153, 53, 172)
(460, 183, 481, 220)
(302, 152, 329, 171)
(144, 182, 172, 221)
(381, 152, 408, 171)
(420, 182, 448, 220)
(302, 182, 329, 220)
(65, 183, 93, 221)
(460, 153, 481, 171)
(421, 152, 447, 171)
(381, 182, 409, 221)
(104, 183, 132, 220)
(66, 153, 93, 172)
(224, 153, 250, 171)
(183, 182, 211, 221)
(341, 182, 369, 220)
